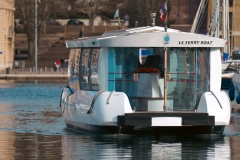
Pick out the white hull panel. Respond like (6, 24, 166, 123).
(197, 91, 231, 126)
(61, 89, 132, 126)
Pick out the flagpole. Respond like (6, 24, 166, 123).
(35, 0, 38, 72)
(165, 0, 168, 32)
(118, 7, 120, 29)
(164, 0, 168, 111)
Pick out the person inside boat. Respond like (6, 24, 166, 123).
(138, 54, 164, 77)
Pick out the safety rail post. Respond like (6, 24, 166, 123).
(164, 47, 168, 112)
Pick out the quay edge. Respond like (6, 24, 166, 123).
(0, 74, 68, 80)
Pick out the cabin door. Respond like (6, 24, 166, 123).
(166, 48, 196, 111)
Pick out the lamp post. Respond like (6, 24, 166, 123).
(135, 21, 138, 27)
(35, 0, 38, 72)
(150, 13, 156, 26)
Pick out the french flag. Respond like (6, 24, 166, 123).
(159, 1, 167, 22)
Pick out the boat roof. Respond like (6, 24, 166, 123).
(223, 60, 240, 63)
(65, 26, 227, 48)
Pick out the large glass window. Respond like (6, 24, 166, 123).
(91, 49, 100, 90)
(80, 48, 100, 91)
(167, 47, 210, 111)
(68, 49, 81, 91)
(195, 48, 210, 102)
(108, 47, 164, 110)
(108, 47, 210, 111)
(80, 48, 90, 90)
(167, 48, 195, 111)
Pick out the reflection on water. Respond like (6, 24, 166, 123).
(0, 130, 63, 159)
(0, 130, 235, 160)
(0, 80, 240, 159)
(62, 135, 230, 159)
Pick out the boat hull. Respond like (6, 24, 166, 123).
(133, 126, 224, 135)
(61, 88, 230, 135)
(65, 120, 225, 135)
(65, 119, 133, 135)
(64, 110, 224, 135)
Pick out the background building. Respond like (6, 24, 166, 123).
(232, 0, 240, 54)
(169, 0, 201, 32)
(0, 0, 15, 71)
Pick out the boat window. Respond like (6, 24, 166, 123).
(68, 49, 81, 91)
(90, 49, 100, 90)
(108, 47, 164, 110)
(195, 48, 210, 99)
(68, 49, 75, 78)
(74, 49, 80, 76)
(138, 48, 155, 64)
(80, 48, 100, 91)
(167, 47, 210, 111)
(167, 48, 196, 111)
(80, 48, 91, 90)
(108, 47, 210, 111)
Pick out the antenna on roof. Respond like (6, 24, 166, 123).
(150, 13, 156, 26)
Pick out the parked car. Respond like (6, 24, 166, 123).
(67, 19, 84, 25)
(19, 20, 23, 25)
(47, 19, 62, 25)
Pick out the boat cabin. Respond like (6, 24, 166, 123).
(65, 26, 226, 112)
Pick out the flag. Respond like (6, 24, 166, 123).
(114, 9, 119, 19)
(159, 1, 167, 22)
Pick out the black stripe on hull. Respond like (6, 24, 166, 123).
(133, 126, 225, 135)
(65, 120, 133, 135)
(65, 120, 225, 135)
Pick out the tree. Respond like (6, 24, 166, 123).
(80, 0, 100, 32)
(104, 0, 172, 28)
(130, 0, 169, 27)
(15, 0, 54, 62)
(63, 0, 101, 32)
(94, 0, 126, 22)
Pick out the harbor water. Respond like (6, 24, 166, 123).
(1, 80, 240, 159)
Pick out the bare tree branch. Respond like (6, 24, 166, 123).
(15, 0, 54, 62)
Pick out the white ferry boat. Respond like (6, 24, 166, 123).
(60, 26, 230, 135)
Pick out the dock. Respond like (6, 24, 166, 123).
(0, 73, 68, 80)
(0, 68, 68, 80)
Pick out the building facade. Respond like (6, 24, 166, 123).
(0, 0, 15, 71)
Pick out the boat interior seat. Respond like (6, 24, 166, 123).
(137, 67, 160, 73)
(138, 55, 164, 77)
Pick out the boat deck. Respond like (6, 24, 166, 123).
(117, 111, 214, 126)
